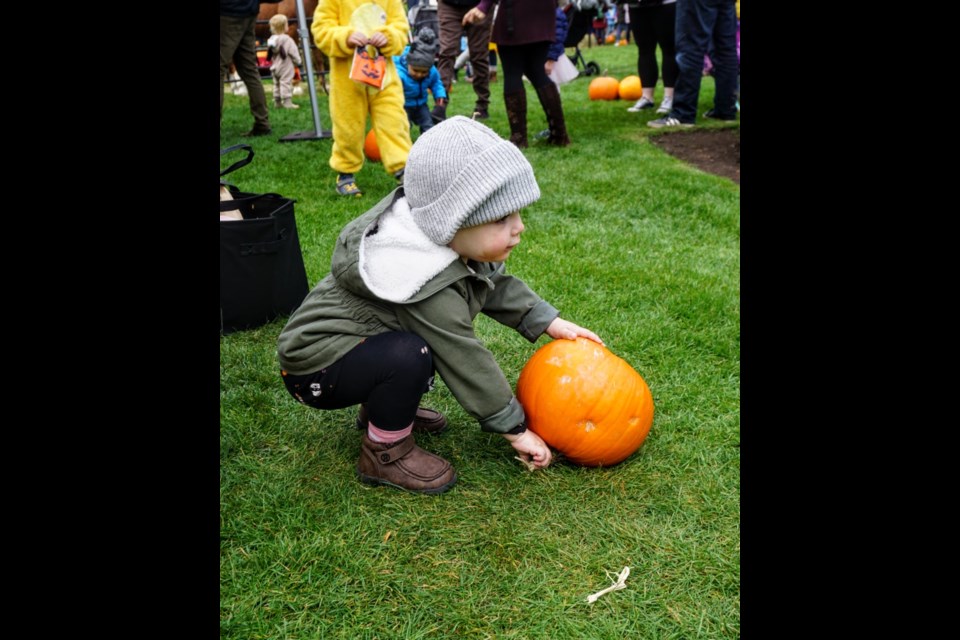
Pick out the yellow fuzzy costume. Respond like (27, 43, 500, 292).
(312, 0, 412, 176)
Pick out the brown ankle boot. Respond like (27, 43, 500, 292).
(357, 434, 457, 494)
(503, 90, 528, 149)
(534, 83, 571, 146)
(355, 405, 447, 434)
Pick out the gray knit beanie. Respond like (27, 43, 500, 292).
(405, 116, 541, 245)
(407, 27, 438, 69)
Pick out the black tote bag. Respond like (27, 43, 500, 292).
(220, 145, 309, 334)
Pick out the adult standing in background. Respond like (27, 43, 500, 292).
(647, 0, 738, 128)
(436, 0, 494, 121)
(612, 3, 631, 45)
(220, 0, 277, 136)
(624, 0, 677, 115)
(465, 0, 570, 148)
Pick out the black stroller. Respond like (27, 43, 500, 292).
(408, 0, 439, 39)
(564, 2, 601, 76)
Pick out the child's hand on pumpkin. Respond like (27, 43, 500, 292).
(504, 429, 552, 469)
(546, 318, 604, 346)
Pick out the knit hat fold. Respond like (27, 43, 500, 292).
(405, 116, 541, 245)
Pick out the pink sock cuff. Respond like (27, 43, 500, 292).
(368, 423, 413, 443)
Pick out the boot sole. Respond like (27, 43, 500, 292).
(356, 470, 457, 495)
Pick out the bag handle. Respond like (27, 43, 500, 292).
(220, 144, 255, 178)
(218, 191, 287, 212)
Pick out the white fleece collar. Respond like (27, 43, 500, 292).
(359, 196, 459, 303)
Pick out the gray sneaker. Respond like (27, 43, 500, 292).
(627, 97, 655, 112)
(647, 116, 694, 129)
(656, 96, 673, 114)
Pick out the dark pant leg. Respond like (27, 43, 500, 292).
(224, 14, 270, 129)
(281, 332, 435, 431)
(655, 3, 679, 88)
(518, 41, 552, 90)
(519, 42, 568, 145)
(406, 103, 434, 133)
(498, 44, 527, 94)
(670, 0, 715, 123)
(709, 1, 738, 117)
(220, 15, 244, 120)
(436, 3, 466, 95)
(464, 12, 493, 111)
(630, 10, 660, 88)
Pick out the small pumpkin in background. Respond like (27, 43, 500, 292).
(605, 34, 616, 44)
(364, 129, 381, 162)
(618, 75, 642, 101)
(588, 76, 620, 101)
(516, 337, 654, 467)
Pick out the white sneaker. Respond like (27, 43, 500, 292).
(627, 97, 655, 112)
(656, 96, 673, 114)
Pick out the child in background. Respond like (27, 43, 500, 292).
(453, 34, 471, 86)
(277, 117, 603, 495)
(267, 14, 303, 109)
(394, 27, 448, 134)
(537, 1, 572, 140)
(311, 0, 412, 197)
(545, 1, 571, 82)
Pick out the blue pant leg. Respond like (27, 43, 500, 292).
(710, 2, 739, 118)
(405, 103, 434, 134)
(670, 0, 716, 123)
(414, 103, 434, 133)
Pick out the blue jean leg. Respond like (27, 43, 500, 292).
(710, 4, 739, 118)
(670, 0, 731, 124)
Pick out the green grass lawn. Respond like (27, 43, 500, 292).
(221, 42, 739, 639)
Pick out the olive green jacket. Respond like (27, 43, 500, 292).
(277, 188, 559, 434)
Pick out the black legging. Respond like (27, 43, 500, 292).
(498, 41, 552, 93)
(281, 332, 435, 431)
(630, 3, 678, 89)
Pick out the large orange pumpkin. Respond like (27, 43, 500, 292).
(588, 76, 620, 101)
(516, 338, 654, 467)
(618, 75, 642, 101)
(364, 129, 381, 162)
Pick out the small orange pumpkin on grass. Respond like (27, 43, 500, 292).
(588, 76, 620, 101)
(516, 337, 654, 467)
(618, 75, 642, 101)
(364, 129, 381, 162)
